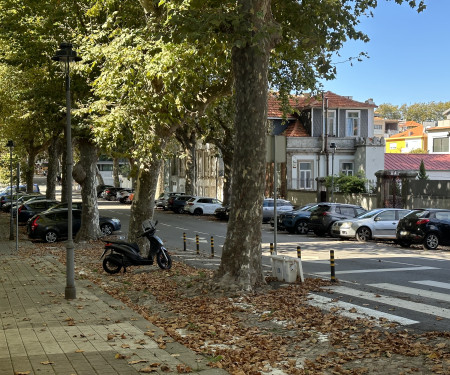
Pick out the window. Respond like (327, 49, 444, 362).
(327, 110, 336, 136)
(298, 162, 312, 189)
(346, 111, 360, 136)
(374, 125, 383, 130)
(376, 211, 396, 221)
(339, 206, 356, 216)
(433, 137, 449, 152)
(98, 164, 113, 171)
(341, 162, 353, 176)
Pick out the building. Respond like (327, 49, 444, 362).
(385, 153, 450, 180)
(385, 123, 427, 153)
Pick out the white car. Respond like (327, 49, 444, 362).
(262, 198, 294, 223)
(331, 208, 410, 242)
(184, 197, 223, 215)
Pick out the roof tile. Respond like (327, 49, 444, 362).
(385, 153, 450, 171)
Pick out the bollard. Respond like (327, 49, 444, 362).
(330, 249, 336, 282)
(270, 242, 274, 255)
(196, 234, 200, 255)
(297, 245, 301, 259)
(210, 236, 214, 257)
(183, 232, 186, 251)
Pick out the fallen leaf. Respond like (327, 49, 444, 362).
(115, 353, 127, 359)
(14, 371, 31, 375)
(40, 361, 55, 365)
(139, 367, 157, 373)
(107, 333, 115, 341)
(129, 360, 148, 365)
(75, 349, 84, 353)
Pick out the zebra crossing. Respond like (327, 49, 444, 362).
(308, 279, 450, 327)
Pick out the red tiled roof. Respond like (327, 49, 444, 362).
(268, 91, 376, 118)
(385, 154, 450, 171)
(388, 124, 425, 139)
(399, 121, 421, 130)
(283, 119, 309, 137)
(426, 125, 450, 132)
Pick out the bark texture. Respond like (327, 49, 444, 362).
(216, 0, 274, 291)
(73, 139, 101, 242)
(128, 158, 162, 253)
(46, 135, 62, 200)
(113, 157, 120, 187)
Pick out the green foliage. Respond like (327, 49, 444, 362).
(417, 159, 429, 180)
(376, 103, 402, 119)
(326, 173, 367, 194)
(410, 148, 428, 154)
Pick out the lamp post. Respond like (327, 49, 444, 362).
(52, 42, 81, 300)
(6, 140, 14, 240)
(330, 142, 337, 202)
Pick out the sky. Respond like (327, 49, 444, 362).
(322, 0, 449, 107)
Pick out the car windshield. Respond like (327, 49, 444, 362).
(355, 209, 383, 219)
(315, 205, 331, 213)
(404, 210, 429, 219)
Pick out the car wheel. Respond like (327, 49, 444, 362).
(45, 230, 58, 243)
(295, 220, 309, 235)
(193, 208, 203, 216)
(100, 223, 114, 236)
(356, 227, 372, 242)
(423, 233, 439, 250)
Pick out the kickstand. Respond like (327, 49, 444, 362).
(123, 267, 127, 273)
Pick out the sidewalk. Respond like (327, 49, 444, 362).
(0, 214, 228, 375)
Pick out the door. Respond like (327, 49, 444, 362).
(372, 210, 397, 238)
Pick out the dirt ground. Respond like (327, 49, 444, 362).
(17, 232, 450, 375)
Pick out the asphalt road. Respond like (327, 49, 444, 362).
(97, 199, 450, 333)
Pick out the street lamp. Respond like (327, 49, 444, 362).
(330, 142, 337, 202)
(52, 42, 81, 300)
(6, 140, 14, 240)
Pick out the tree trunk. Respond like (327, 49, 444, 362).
(128, 157, 162, 253)
(46, 135, 61, 200)
(73, 139, 101, 242)
(216, 2, 273, 291)
(113, 157, 120, 187)
(222, 150, 233, 206)
(25, 148, 38, 194)
(95, 165, 105, 186)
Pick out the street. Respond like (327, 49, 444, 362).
(97, 199, 450, 333)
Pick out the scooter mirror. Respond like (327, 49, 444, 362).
(154, 220, 158, 226)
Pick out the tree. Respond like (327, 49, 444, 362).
(377, 103, 402, 119)
(417, 159, 429, 180)
(152, 0, 425, 291)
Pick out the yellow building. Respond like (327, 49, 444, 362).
(385, 123, 428, 153)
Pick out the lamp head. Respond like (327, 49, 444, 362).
(52, 42, 82, 63)
(6, 140, 14, 148)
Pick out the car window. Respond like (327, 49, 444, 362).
(53, 212, 68, 221)
(187, 198, 195, 203)
(397, 210, 410, 219)
(404, 210, 429, 219)
(264, 200, 274, 207)
(357, 209, 382, 219)
(315, 205, 331, 213)
(31, 202, 46, 209)
(377, 211, 396, 221)
(340, 207, 356, 216)
(435, 211, 450, 220)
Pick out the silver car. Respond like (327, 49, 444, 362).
(331, 208, 411, 242)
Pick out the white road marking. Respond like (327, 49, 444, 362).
(307, 294, 419, 326)
(410, 280, 450, 290)
(314, 266, 439, 275)
(368, 283, 450, 303)
(328, 286, 450, 319)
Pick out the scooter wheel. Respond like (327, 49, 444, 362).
(156, 250, 172, 270)
(103, 257, 122, 274)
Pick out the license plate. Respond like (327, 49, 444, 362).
(400, 231, 409, 236)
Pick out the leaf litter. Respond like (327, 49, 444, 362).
(18, 240, 450, 375)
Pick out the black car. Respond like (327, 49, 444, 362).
(396, 209, 450, 250)
(96, 184, 114, 198)
(214, 205, 230, 221)
(308, 203, 367, 236)
(44, 201, 83, 212)
(17, 199, 60, 223)
(168, 195, 193, 213)
(101, 187, 129, 201)
(27, 208, 121, 243)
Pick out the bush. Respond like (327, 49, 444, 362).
(325, 173, 367, 194)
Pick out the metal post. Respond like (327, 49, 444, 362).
(183, 232, 186, 251)
(330, 249, 336, 282)
(196, 234, 199, 255)
(297, 245, 301, 259)
(210, 236, 214, 257)
(273, 136, 277, 255)
(7, 140, 14, 241)
(269, 242, 274, 255)
(16, 163, 20, 251)
(330, 143, 337, 202)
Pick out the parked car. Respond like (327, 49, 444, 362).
(169, 195, 194, 213)
(214, 205, 230, 221)
(162, 192, 186, 210)
(101, 187, 126, 201)
(117, 189, 134, 203)
(396, 209, 450, 250)
(308, 203, 367, 236)
(27, 208, 121, 243)
(1, 193, 43, 212)
(96, 184, 114, 198)
(331, 208, 410, 241)
(44, 201, 83, 212)
(184, 197, 222, 215)
(276, 203, 320, 234)
(0, 184, 40, 196)
(262, 198, 294, 223)
(17, 199, 60, 223)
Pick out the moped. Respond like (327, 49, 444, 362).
(100, 220, 172, 273)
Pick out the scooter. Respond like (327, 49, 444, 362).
(100, 220, 172, 274)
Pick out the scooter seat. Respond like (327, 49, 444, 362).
(104, 239, 140, 252)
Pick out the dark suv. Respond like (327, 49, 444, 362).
(278, 203, 319, 234)
(396, 209, 450, 250)
(308, 203, 366, 236)
(168, 195, 193, 213)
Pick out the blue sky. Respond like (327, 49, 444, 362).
(322, 1, 449, 107)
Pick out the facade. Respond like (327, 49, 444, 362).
(373, 117, 401, 138)
(385, 123, 427, 153)
(426, 125, 450, 154)
(268, 92, 383, 198)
